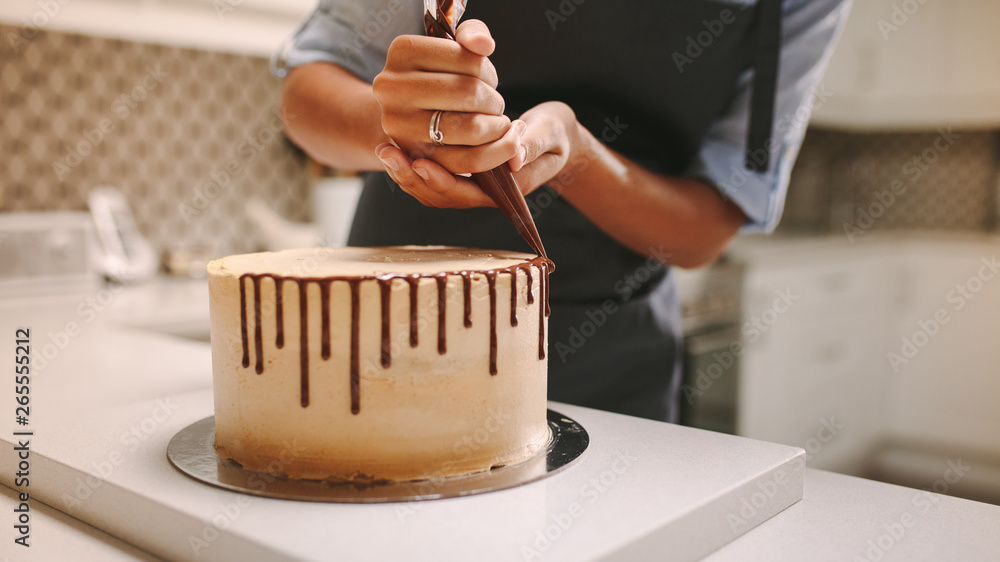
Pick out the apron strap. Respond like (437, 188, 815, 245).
(745, 0, 784, 172)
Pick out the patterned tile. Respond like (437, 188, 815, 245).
(781, 128, 999, 234)
(0, 23, 310, 258)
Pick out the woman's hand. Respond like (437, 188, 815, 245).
(373, 19, 517, 169)
(507, 101, 582, 195)
(374, 99, 583, 209)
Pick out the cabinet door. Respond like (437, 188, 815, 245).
(739, 256, 890, 473)
(812, 0, 1000, 129)
(0, 0, 314, 56)
(884, 245, 1000, 455)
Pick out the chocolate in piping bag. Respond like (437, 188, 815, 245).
(422, 0, 549, 261)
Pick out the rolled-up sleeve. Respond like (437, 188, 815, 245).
(283, 0, 424, 83)
(684, 0, 852, 233)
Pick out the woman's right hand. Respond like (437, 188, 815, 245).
(371, 20, 522, 177)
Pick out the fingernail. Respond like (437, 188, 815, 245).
(519, 145, 527, 162)
(376, 148, 398, 172)
(413, 166, 430, 181)
(515, 121, 526, 138)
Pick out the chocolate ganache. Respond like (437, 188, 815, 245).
(236, 254, 552, 414)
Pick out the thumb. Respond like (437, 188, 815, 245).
(455, 19, 495, 57)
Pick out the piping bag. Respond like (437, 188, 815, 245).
(422, 0, 549, 262)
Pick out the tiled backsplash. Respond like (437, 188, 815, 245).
(2, 23, 998, 254)
(780, 128, 1000, 235)
(0, 24, 311, 257)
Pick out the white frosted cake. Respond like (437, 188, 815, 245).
(207, 246, 551, 481)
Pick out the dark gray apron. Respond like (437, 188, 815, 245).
(349, 0, 779, 421)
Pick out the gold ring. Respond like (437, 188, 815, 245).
(429, 110, 445, 145)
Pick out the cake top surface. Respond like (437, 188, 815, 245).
(208, 246, 538, 278)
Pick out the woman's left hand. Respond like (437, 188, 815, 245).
(506, 101, 581, 194)
(374, 101, 581, 208)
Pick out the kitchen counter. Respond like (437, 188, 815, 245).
(2, 278, 998, 561)
(6, 466, 998, 562)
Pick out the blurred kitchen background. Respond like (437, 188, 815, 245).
(1, 1, 998, 504)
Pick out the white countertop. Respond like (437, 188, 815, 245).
(1, 277, 998, 561)
(7, 466, 998, 562)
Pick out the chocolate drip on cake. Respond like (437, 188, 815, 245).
(510, 268, 518, 327)
(236, 256, 552, 414)
(320, 280, 332, 361)
(486, 271, 498, 375)
(349, 280, 361, 415)
(275, 278, 284, 349)
(462, 272, 472, 328)
(378, 278, 391, 368)
(240, 276, 249, 369)
(406, 275, 419, 347)
(252, 276, 264, 374)
(435, 274, 447, 355)
(297, 280, 309, 407)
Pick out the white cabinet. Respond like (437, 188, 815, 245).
(0, 0, 314, 56)
(735, 235, 1000, 478)
(812, 0, 1000, 130)
(883, 240, 1000, 455)
(737, 241, 890, 474)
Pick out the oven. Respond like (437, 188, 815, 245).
(675, 260, 744, 435)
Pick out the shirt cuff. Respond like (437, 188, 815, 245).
(282, 0, 424, 84)
(685, 136, 796, 234)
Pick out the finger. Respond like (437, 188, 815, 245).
(375, 71, 505, 115)
(422, 121, 524, 174)
(410, 159, 496, 208)
(376, 144, 494, 209)
(512, 153, 568, 195)
(455, 20, 495, 57)
(375, 144, 437, 207)
(386, 35, 498, 87)
(506, 120, 536, 172)
(386, 111, 511, 147)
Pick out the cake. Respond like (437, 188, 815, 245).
(207, 246, 552, 481)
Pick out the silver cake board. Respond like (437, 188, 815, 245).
(166, 410, 589, 502)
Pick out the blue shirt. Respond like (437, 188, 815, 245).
(277, 0, 851, 233)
